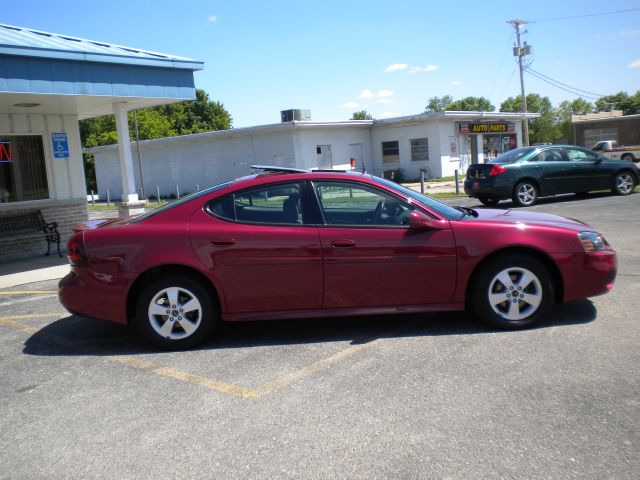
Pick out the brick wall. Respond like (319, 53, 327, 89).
(0, 200, 88, 262)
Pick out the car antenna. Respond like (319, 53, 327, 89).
(361, 158, 367, 174)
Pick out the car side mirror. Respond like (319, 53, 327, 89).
(408, 210, 450, 230)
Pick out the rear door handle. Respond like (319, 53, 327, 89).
(210, 237, 236, 246)
(331, 239, 356, 248)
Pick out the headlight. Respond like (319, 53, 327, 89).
(578, 231, 606, 252)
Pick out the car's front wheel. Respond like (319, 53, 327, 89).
(472, 255, 554, 329)
(512, 181, 538, 207)
(612, 171, 636, 196)
(135, 274, 217, 349)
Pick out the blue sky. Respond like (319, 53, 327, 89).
(4, 1, 640, 127)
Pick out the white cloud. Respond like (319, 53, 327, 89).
(358, 89, 375, 99)
(358, 89, 395, 99)
(620, 30, 640, 36)
(377, 98, 393, 104)
(452, 80, 462, 86)
(341, 102, 362, 109)
(629, 59, 640, 69)
(409, 64, 439, 74)
(384, 63, 408, 72)
(208, 15, 219, 22)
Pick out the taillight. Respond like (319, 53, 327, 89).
(67, 233, 88, 266)
(489, 165, 507, 176)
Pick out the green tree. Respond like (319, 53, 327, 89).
(79, 89, 232, 192)
(447, 96, 495, 112)
(595, 91, 640, 115)
(555, 98, 594, 141)
(500, 93, 558, 144)
(351, 110, 373, 120)
(79, 89, 232, 148)
(425, 95, 453, 113)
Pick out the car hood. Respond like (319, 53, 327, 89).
(464, 208, 594, 232)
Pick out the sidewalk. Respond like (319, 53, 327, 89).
(0, 255, 70, 289)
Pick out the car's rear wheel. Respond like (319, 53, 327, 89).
(135, 274, 217, 349)
(621, 153, 636, 163)
(478, 197, 500, 206)
(472, 255, 554, 329)
(612, 171, 636, 195)
(512, 181, 539, 207)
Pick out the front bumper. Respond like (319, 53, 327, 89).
(555, 250, 617, 302)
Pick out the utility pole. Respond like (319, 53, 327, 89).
(508, 19, 531, 146)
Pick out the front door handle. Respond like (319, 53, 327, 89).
(331, 239, 356, 248)
(210, 237, 236, 246)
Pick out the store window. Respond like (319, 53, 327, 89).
(382, 141, 399, 164)
(410, 138, 429, 162)
(0, 135, 49, 203)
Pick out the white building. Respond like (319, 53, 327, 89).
(88, 110, 539, 199)
(0, 24, 202, 261)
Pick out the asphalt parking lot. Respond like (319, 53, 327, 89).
(1, 192, 638, 479)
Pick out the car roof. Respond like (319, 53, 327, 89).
(230, 166, 375, 188)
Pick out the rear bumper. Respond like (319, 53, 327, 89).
(463, 179, 512, 198)
(58, 269, 135, 325)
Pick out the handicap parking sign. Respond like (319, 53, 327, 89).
(51, 132, 69, 158)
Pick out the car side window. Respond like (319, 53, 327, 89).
(565, 148, 599, 162)
(538, 149, 564, 162)
(208, 182, 304, 225)
(314, 181, 411, 227)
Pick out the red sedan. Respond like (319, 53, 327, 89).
(59, 167, 617, 349)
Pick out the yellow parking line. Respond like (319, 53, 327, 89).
(255, 341, 376, 397)
(0, 291, 57, 295)
(0, 315, 378, 399)
(111, 356, 258, 398)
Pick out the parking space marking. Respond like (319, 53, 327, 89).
(110, 355, 259, 398)
(255, 341, 376, 397)
(0, 315, 381, 399)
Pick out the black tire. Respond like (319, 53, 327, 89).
(612, 171, 636, 196)
(478, 197, 500, 206)
(621, 153, 635, 163)
(135, 274, 217, 350)
(472, 255, 554, 329)
(512, 181, 539, 207)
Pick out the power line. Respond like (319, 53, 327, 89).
(538, 44, 640, 60)
(531, 8, 640, 23)
(526, 68, 605, 97)
(524, 68, 602, 100)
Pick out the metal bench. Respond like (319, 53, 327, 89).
(0, 210, 61, 257)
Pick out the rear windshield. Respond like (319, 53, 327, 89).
(129, 181, 233, 223)
(490, 147, 535, 164)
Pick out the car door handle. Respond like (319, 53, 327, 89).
(331, 239, 356, 248)
(210, 237, 236, 246)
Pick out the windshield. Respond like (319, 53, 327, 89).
(129, 181, 233, 223)
(372, 176, 462, 220)
(489, 147, 536, 164)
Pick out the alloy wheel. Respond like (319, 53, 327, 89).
(487, 267, 543, 321)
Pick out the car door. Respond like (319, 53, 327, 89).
(189, 181, 323, 314)
(531, 148, 573, 195)
(563, 147, 610, 191)
(312, 180, 457, 309)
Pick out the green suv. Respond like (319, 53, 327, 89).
(464, 145, 639, 207)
